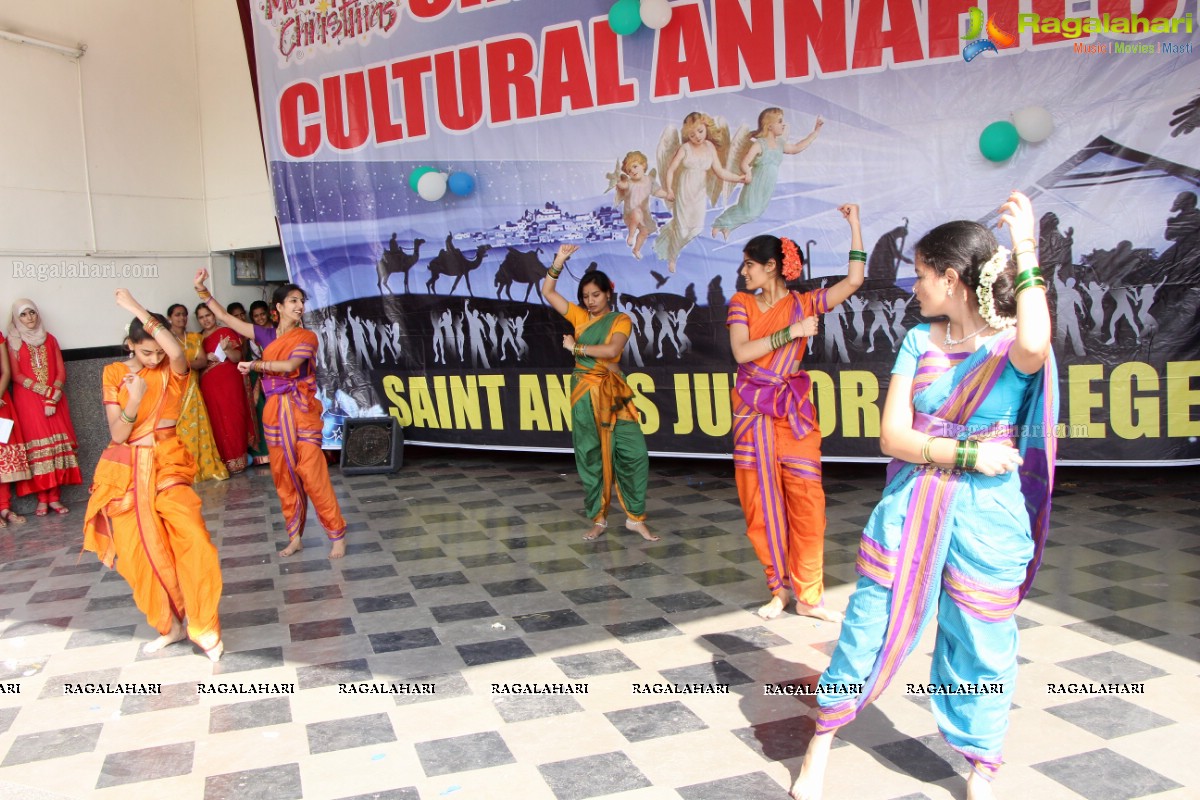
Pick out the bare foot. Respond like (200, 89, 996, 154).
(582, 520, 607, 541)
(328, 538, 347, 559)
(279, 537, 303, 557)
(143, 618, 187, 654)
(204, 639, 224, 662)
(795, 603, 844, 623)
(625, 519, 659, 542)
(967, 770, 995, 800)
(790, 731, 833, 800)
(757, 591, 790, 620)
(668, 261, 677, 273)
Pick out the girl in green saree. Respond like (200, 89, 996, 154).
(542, 245, 658, 542)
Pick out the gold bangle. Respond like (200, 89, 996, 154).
(921, 436, 936, 464)
(120, 409, 136, 424)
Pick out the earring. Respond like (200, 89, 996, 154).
(945, 286, 952, 297)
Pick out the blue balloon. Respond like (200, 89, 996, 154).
(448, 172, 475, 197)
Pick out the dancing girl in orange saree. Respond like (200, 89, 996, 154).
(727, 204, 864, 621)
(194, 271, 347, 558)
(82, 289, 223, 661)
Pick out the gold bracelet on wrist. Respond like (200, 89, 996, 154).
(921, 436, 936, 464)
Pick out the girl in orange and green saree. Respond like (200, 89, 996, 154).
(83, 289, 223, 661)
(541, 245, 658, 543)
(193, 271, 347, 559)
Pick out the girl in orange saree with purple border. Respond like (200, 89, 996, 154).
(83, 291, 223, 660)
(191, 272, 347, 559)
(728, 205, 864, 621)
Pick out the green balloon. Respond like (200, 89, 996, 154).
(608, 0, 642, 36)
(409, 166, 436, 192)
(979, 121, 1020, 162)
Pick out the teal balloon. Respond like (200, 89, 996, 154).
(448, 172, 475, 197)
(608, 0, 642, 36)
(408, 166, 435, 192)
(979, 121, 1020, 162)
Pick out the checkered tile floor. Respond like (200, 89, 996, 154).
(0, 453, 1196, 799)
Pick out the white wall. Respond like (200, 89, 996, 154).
(0, 0, 278, 349)
(193, 0, 279, 253)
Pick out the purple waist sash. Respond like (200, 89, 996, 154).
(735, 362, 816, 441)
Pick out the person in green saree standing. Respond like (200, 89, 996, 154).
(542, 244, 658, 542)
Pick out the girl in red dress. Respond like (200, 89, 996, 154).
(7, 299, 81, 515)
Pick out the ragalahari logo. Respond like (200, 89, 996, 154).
(962, 7, 1015, 61)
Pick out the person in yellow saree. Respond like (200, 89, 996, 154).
(82, 289, 223, 661)
(541, 245, 658, 542)
(166, 304, 228, 482)
(792, 192, 1056, 800)
(193, 270, 347, 559)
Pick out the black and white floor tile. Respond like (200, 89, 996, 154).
(0, 453, 1195, 799)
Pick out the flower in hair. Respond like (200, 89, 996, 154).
(976, 246, 1016, 330)
(124, 321, 132, 337)
(781, 237, 803, 281)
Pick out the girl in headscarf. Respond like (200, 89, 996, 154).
(8, 299, 82, 515)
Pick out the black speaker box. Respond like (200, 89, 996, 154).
(340, 416, 403, 475)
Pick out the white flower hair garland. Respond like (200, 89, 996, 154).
(976, 246, 1016, 330)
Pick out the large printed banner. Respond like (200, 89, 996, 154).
(245, 0, 1200, 463)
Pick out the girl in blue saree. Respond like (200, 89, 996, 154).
(792, 191, 1057, 800)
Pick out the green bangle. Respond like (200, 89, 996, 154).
(120, 409, 136, 424)
(964, 440, 979, 471)
(547, 265, 563, 279)
(848, 249, 868, 262)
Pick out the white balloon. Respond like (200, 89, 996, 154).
(1012, 106, 1054, 143)
(417, 171, 448, 201)
(641, 0, 672, 29)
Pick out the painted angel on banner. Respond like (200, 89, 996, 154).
(711, 109, 823, 240)
(652, 112, 747, 272)
(606, 150, 666, 260)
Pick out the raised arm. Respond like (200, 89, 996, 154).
(823, 203, 866, 310)
(541, 244, 578, 316)
(116, 289, 186, 373)
(782, 116, 823, 155)
(999, 191, 1051, 375)
(193, 268, 255, 339)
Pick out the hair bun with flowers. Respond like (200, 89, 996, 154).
(780, 237, 803, 281)
(976, 246, 1016, 330)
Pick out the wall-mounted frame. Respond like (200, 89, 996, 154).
(231, 250, 265, 285)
